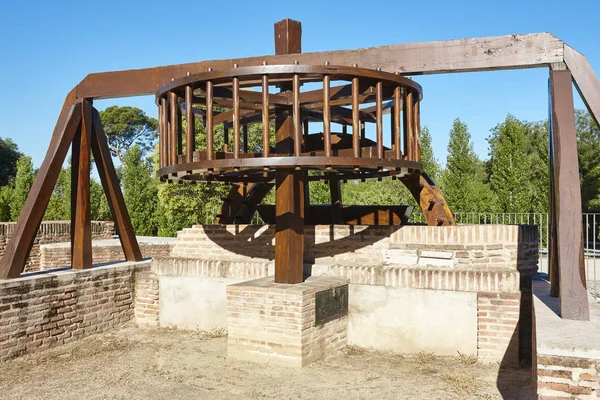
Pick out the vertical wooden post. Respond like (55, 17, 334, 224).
(71, 99, 93, 269)
(274, 18, 304, 284)
(549, 68, 589, 320)
(185, 85, 195, 163)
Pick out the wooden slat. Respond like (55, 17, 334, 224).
(0, 102, 82, 279)
(352, 72, 360, 158)
(233, 74, 240, 159)
(549, 69, 589, 320)
(185, 85, 195, 163)
(261, 74, 270, 158)
(75, 33, 564, 99)
(404, 91, 414, 160)
(274, 18, 301, 55)
(323, 74, 331, 157)
(293, 73, 302, 156)
(564, 45, 600, 128)
(206, 80, 214, 161)
(169, 92, 177, 164)
(160, 97, 168, 167)
(414, 98, 421, 161)
(376, 79, 383, 158)
(393, 86, 402, 159)
(71, 99, 93, 270)
(91, 109, 143, 263)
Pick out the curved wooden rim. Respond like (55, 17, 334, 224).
(156, 64, 423, 100)
(157, 157, 423, 180)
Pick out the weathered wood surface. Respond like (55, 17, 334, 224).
(564, 44, 600, 128)
(75, 33, 563, 99)
(549, 69, 589, 321)
(71, 99, 93, 270)
(0, 102, 83, 279)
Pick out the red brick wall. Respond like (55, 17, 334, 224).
(0, 261, 150, 361)
(537, 355, 599, 398)
(0, 221, 114, 273)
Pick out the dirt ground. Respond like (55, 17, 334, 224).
(0, 325, 532, 400)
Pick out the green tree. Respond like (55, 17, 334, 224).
(44, 167, 70, 220)
(576, 109, 600, 212)
(420, 125, 441, 183)
(441, 118, 493, 212)
(99, 106, 158, 163)
(527, 121, 549, 213)
(90, 179, 112, 221)
(0, 138, 22, 186)
(0, 185, 12, 221)
(122, 144, 159, 235)
(488, 115, 531, 213)
(10, 156, 35, 221)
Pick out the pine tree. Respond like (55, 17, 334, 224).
(576, 109, 600, 212)
(0, 185, 12, 221)
(420, 125, 441, 183)
(10, 156, 35, 221)
(488, 115, 531, 213)
(441, 118, 493, 212)
(122, 144, 159, 236)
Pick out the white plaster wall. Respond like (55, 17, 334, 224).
(348, 285, 478, 355)
(159, 276, 243, 330)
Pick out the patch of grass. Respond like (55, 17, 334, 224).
(202, 327, 228, 339)
(441, 371, 480, 395)
(414, 351, 436, 364)
(457, 351, 478, 365)
(343, 345, 366, 356)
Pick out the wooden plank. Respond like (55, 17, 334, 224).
(71, 99, 93, 270)
(91, 109, 143, 263)
(274, 168, 304, 283)
(401, 173, 455, 227)
(564, 45, 600, 128)
(75, 33, 564, 99)
(549, 69, 589, 320)
(274, 18, 301, 55)
(257, 204, 413, 225)
(0, 102, 82, 279)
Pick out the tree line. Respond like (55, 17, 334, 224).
(0, 106, 598, 237)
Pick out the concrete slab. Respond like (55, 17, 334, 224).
(347, 285, 478, 355)
(160, 276, 244, 330)
(533, 278, 600, 359)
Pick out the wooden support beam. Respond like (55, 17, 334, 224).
(91, 109, 143, 263)
(274, 168, 305, 283)
(549, 69, 589, 320)
(564, 45, 600, 128)
(74, 33, 563, 99)
(71, 99, 93, 270)
(274, 19, 304, 284)
(0, 102, 82, 279)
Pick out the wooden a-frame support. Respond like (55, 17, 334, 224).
(0, 99, 142, 279)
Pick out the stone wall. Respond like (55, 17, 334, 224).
(537, 355, 600, 399)
(39, 237, 175, 270)
(153, 223, 539, 365)
(0, 261, 150, 362)
(172, 224, 538, 274)
(0, 221, 114, 272)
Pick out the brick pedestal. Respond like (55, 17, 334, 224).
(226, 276, 349, 367)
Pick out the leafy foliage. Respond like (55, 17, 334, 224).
(99, 106, 158, 163)
(122, 145, 159, 236)
(0, 137, 22, 187)
(10, 156, 35, 221)
(576, 110, 600, 212)
(441, 119, 493, 212)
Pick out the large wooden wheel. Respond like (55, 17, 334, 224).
(155, 63, 455, 283)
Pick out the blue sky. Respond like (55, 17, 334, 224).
(0, 0, 598, 168)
